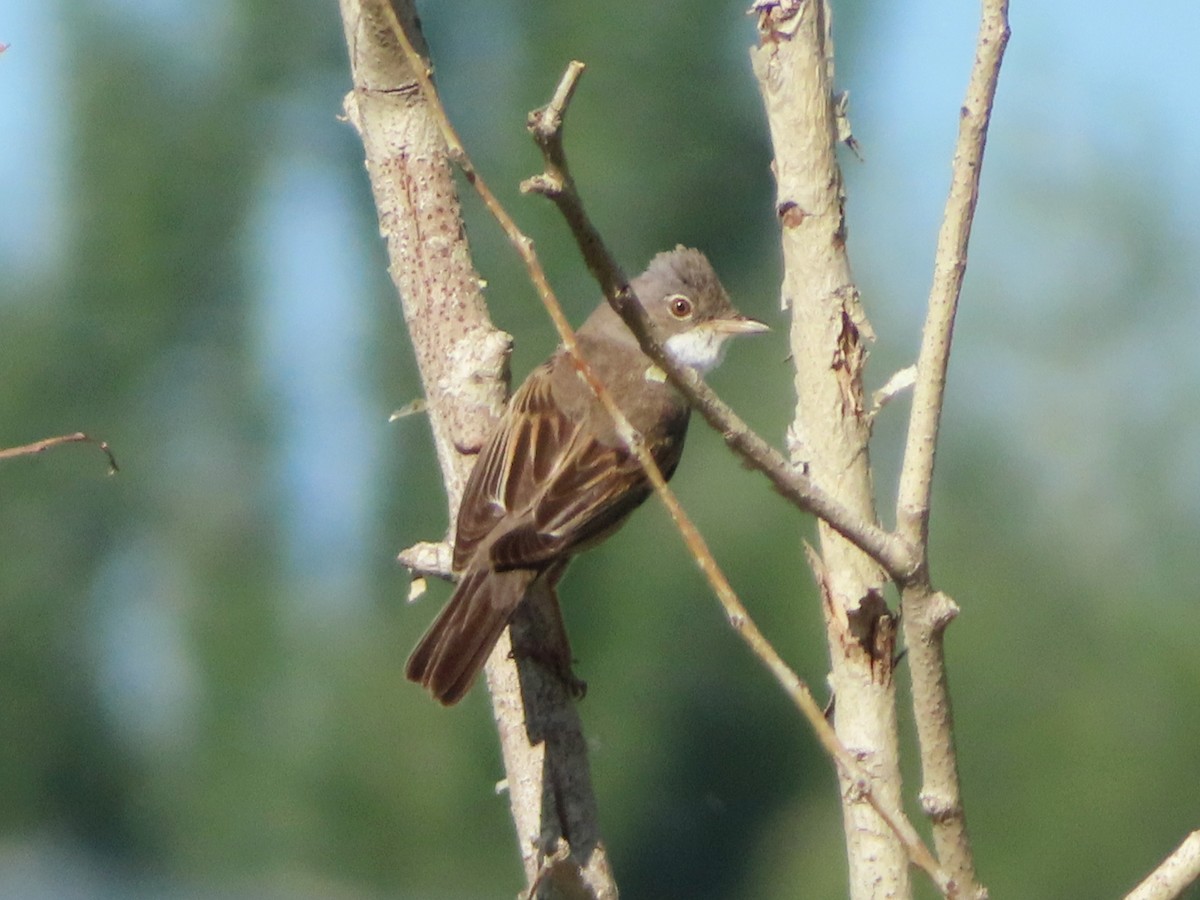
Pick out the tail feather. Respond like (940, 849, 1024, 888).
(405, 568, 532, 705)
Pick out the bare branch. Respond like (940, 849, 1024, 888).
(524, 62, 951, 896)
(751, 0, 920, 894)
(892, 0, 1010, 896)
(523, 65, 916, 584)
(0, 432, 119, 474)
(895, 0, 1011, 548)
(338, 3, 615, 896)
(1124, 831, 1200, 900)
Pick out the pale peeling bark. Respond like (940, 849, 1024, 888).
(752, 2, 909, 897)
(338, 2, 616, 896)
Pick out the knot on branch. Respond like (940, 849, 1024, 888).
(526, 837, 588, 900)
(918, 790, 964, 825)
(750, 0, 805, 38)
(520, 173, 563, 198)
(929, 591, 961, 635)
(777, 200, 808, 228)
(397, 540, 453, 582)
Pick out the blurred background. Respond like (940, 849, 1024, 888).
(2, 1, 1198, 898)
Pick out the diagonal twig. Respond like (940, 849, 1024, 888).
(523, 66, 913, 583)
(385, 17, 948, 892)
(522, 63, 948, 894)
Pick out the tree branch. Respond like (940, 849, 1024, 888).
(750, 0, 917, 895)
(524, 62, 950, 896)
(522, 65, 915, 585)
(0, 432, 119, 474)
(337, 3, 616, 897)
(895, 0, 1010, 549)
(892, 0, 1010, 896)
(1124, 831, 1200, 900)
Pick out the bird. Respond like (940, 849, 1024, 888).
(405, 247, 767, 705)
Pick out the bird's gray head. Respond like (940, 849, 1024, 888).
(632, 246, 768, 374)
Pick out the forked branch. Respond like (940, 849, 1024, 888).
(371, 0, 1011, 894)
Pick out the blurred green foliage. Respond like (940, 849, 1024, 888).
(1, 1, 1198, 898)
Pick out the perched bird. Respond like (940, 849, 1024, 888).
(406, 247, 767, 704)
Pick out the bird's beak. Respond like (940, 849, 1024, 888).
(712, 315, 770, 335)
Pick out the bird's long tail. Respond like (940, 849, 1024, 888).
(405, 568, 533, 705)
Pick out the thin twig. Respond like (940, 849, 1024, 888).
(894, 0, 1010, 547)
(1124, 831, 1200, 900)
(891, 0, 1010, 896)
(386, 20, 947, 890)
(522, 63, 948, 893)
(522, 71, 914, 583)
(0, 432, 119, 474)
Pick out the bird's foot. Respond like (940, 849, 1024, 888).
(510, 644, 588, 701)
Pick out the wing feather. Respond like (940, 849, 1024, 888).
(454, 358, 688, 574)
(451, 364, 558, 571)
(489, 414, 686, 571)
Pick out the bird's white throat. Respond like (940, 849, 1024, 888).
(663, 326, 733, 374)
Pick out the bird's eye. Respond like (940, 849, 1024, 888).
(668, 294, 693, 319)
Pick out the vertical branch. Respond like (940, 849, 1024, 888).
(893, 0, 1009, 897)
(751, 2, 907, 897)
(337, 2, 616, 897)
(339, 0, 507, 500)
(895, 0, 1010, 544)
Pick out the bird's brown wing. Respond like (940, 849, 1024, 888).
(483, 388, 687, 572)
(455, 356, 687, 573)
(411, 363, 683, 705)
(451, 361, 572, 571)
(408, 365, 564, 705)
